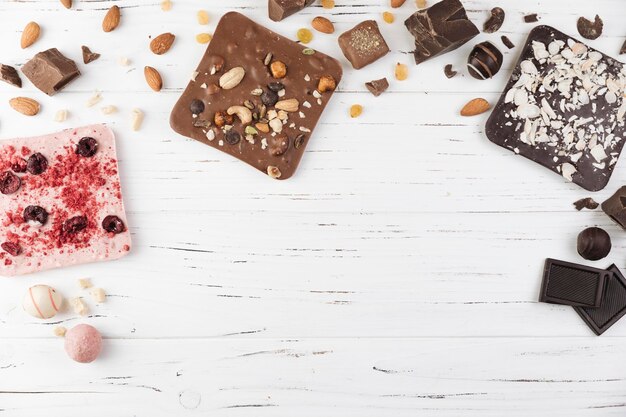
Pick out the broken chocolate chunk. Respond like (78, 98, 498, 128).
(338, 20, 390, 69)
(483, 7, 505, 33)
(81, 45, 101, 64)
(523, 14, 538, 23)
(573, 197, 599, 211)
(602, 186, 626, 229)
(27, 153, 48, 175)
(21, 48, 80, 96)
(577, 15, 603, 40)
(0, 64, 22, 88)
(1, 242, 22, 256)
(63, 216, 88, 234)
(467, 41, 503, 80)
(621, 40, 626, 55)
(404, 0, 479, 65)
(444, 64, 457, 78)
(76, 137, 98, 157)
(102, 215, 125, 234)
(268, 0, 315, 22)
(0, 171, 21, 195)
(365, 77, 389, 96)
(24, 205, 49, 227)
(501, 35, 515, 49)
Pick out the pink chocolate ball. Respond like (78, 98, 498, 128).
(64, 324, 103, 363)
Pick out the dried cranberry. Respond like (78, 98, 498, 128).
(190, 99, 205, 115)
(261, 90, 278, 107)
(11, 156, 27, 173)
(63, 215, 88, 234)
(225, 130, 241, 145)
(76, 137, 98, 157)
(102, 215, 125, 234)
(0, 171, 21, 195)
(267, 82, 284, 92)
(26, 152, 48, 175)
(1, 242, 22, 256)
(23, 205, 49, 226)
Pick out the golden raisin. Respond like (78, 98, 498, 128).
(318, 75, 337, 93)
(383, 11, 395, 23)
(415, 0, 427, 8)
(197, 10, 209, 25)
(350, 104, 363, 118)
(395, 62, 408, 81)
(321, 0, 335, 8)
(297, 28, 313, 44)
(196, 33, 212, 44)
(160, 0, 172, 11)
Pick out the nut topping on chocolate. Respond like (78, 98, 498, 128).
(27, 152, 48, 175)
(269, 133, 290, 156)
(317, 75, 336, 92)
(63, 215, 88, 234)
(76, 137, 98, 157)
(270, 61, 287, 78)
(219, 67, 245, 89)
(227, 106, 253, 124)
(190, 99, 205, 115)
(214, 111, 234, 128)
(0, 171, 21, 195)
(225, 130, 241, 145)
(24, 205, 49, 227)
(102, 215, 125, 234)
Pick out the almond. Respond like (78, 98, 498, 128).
(102, 5, 120, 32)
(144, 66, 163, 92)
(21, 22, 40, 49)
(311, 16, 334, 34)
(9, 97, 40, 116)
(150, 32, 175, 55)
(391, 0, 406, 7)
(460, 98, 491, 116)
(60, 0, 72, 8)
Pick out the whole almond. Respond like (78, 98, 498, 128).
(391, 0, 406, 7)
(311, 16, 334, 34)
(60, 0, 72, 8)
(275, 98, 299, 112)
(102, 5, 120, 32)
(21, 22, 40, 49)
(460, 98, 491, 116)
(9, 97, 40, 116)
(144, 66, 163, 92)
(150, 32, 175, 55)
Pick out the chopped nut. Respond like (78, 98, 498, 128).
(350, 104, 363, 118)
(263, 52, 273, 66)
(383, 11, 395, 24)
(70, 297, 88, 316)
(270, 61, 287, 79)
(255, 122, 270, 133)
(54, 109, 68, 122)
(395, 63, 409, 81)
(131, 108, 144, 131)
(214, 111, 234, 127)
(267, 166, 282, 179)
(78, 278, 92, 289)
(118, 56, 130, 66)
(318, 75, 337, 92)
(161, 0, 172, 11)
(269, 117, 283, 133)
(53, 326, 67, 337)
(196, 33, 212, 44)
(321, 0, 335, 8)
(197, 10, 209, 25)
(275, 98, 299, 112)
(91, 288, 106, 303)
(86, 91, 102, 107)
(101, 105, 118, 115)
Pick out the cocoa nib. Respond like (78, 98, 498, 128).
(1, 242, 22, 256)
(0, 171, 21, 195)
(102, 215, 125, 234)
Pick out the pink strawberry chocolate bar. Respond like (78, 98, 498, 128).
(0, 124, 131, 276)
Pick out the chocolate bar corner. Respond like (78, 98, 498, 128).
(268, 0, 314, 22)
(602, 186, 626, 229)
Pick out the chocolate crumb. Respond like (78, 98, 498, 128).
(483, 7, 505, 33)
(364, 77, 389, 97)
(621, 39, 626, 55)
(523, 13, 538, 23)
(574, 197, 599, 211)
(0, 64, 22, 88)
(444, 64, 457, 78)
(81, 46, 101, 64)
(577, 15, 603, 40)
(501, 35, 515, 49)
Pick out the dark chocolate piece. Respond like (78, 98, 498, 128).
(577, 15, 603, 40)
(573, 197, 598, 211)
(467, 41, 503, 80)
(577, 227, 611, 261)
(485, 26, 626, 192)
(524, 14, 538, 23)
(602, 186, 626, 229)
(539, 258, 608, 307)
(0, 64, 22, 88)
(483, 7, 505, 33)
(574, 265, 626, 335)
(365, 78, 389, 96)
(444, 64, 457, 78)
(404, 0, 478, 65)
(268, 0, 314, 22)
(21, 48, 80, 96)
(501, 35, 514, 49)
(338, 20, 389, 69)
(621, 40, 626, 55)
(81, 45, 100, 64)
(170, 12, 342, 180)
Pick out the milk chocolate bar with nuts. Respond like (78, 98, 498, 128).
(268, 0, 314, 22)
(170, 12, 342, 180)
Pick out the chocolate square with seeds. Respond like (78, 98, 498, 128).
(338, 20, 390, 70)
(170, 12, 342, 180)
(539, 258, 609, 308)
(486, 26, 626, 192)
(574, 264, 626, 335)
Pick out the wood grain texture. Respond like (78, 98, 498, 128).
(1, 0, 626, 415)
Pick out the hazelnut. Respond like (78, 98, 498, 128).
(317, 75, 336, 93)
(269, 133, 289, 156)
(270, 60, 287, 79)
(214, 111, 234, 127)
(267, 166, 282, 179)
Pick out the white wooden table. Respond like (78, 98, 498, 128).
(1, 0, 625, 415)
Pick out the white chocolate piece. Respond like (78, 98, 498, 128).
(78, 278, 92, 289)
(53, 326, 67, 337)
(23, 285, 63, 319)
(70, 297, 89, 316)
(91, 288, 106, 303)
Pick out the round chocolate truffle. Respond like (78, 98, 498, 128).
(577, 227, 611, 261)
(64, 324, 103, 363)
(23, 284, 63, 319)
(467, 41, 503, 80)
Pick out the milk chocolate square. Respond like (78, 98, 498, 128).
(338, 20, 390, 70)
(170, 12, 342, 180)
